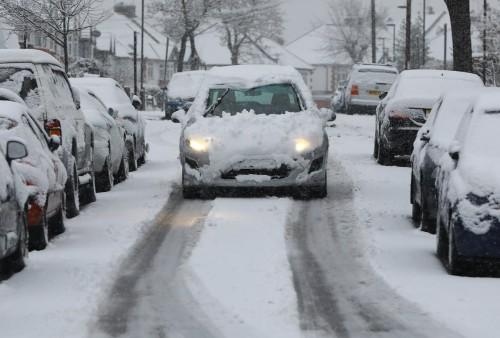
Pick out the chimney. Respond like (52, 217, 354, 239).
(114, 2, 136, 18)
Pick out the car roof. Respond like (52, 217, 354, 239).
(353, 63, 398, 72)
(70, 77, 120, 87)
(472, 88, 500, 113)
(205, 65, 303, 88)
(0, 49, 62, 68)
(400, 70, 482, 82)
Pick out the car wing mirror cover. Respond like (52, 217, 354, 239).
(6, 139, 28, 163)
(449, 141, 461, 161)
(379, 92, 388, 100)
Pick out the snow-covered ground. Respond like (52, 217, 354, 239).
(331, 114, 500, 338)
(0, 111, 181, 338)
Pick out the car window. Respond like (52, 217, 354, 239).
(21, 114, 50, 151)
(0, 66, 42, 112)
(50, 69, 76, 108)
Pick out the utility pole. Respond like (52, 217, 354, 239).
(140, 0, 145, 110)
(371, 0, 376, 63)
(405, 0, 412, 70)
(133, 31, 138, 95)
(422, 0, 426, 66)
(163, 37, 170, 117)
(483, 0, 487, 83)
(444, 23, 448, 70)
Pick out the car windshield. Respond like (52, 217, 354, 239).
(0, 116, 18, 130)
(0, 66, 41, 111)
(354, 69, 397, 85)
(206, 84, 302, 116)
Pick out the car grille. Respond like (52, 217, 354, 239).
(221, 164, 291, 180)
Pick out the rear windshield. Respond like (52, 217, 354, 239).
(206, 84, 302, 116)
(353, 69, 397, 84)
(0, 67, 41, 111)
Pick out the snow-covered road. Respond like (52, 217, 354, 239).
(1, 113, 499, 338)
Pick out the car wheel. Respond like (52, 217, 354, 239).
(373, 133, 379, 159)
(96, 157, 114, 192)
(420, 184, 436, 234)
(29, 208, 49, 251)
(377, 141, 393, 166)
(65, 157, 80, 219)
(447, 220, 470, 276)
(116, 151, 129, 184)
(128, 143, 138, 172)
(80, 161, 97, 205)
(436, 215, 448, 263)
(410, 175, 421, 225)
(8, 210, 28, 272)
(48, 193, 65, 238)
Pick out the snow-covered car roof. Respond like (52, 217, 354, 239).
(168, 71, 206, 100)
(352, 64, 398, 73)
(400, 69, 482, 81)
(0, 49, 62, 67)
(0, 88, 27, 106)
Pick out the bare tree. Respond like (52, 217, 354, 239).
(215, 0, 283, 65)
(324, 0, 387, 64)
(0, 0, 106, 72)
(444, 0, 473, 73)
(149, 0, 220, 72)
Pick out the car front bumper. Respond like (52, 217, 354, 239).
(454, 212, 500, 260)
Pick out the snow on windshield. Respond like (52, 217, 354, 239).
(168, 71, 206, 99)
(0, 67, 42, 117)
(77, 89, 110, 129)
(353, 69, 397, 85)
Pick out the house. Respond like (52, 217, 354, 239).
(286, 25, 352, 104)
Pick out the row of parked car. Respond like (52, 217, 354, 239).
(0, 49, 147, 275)
(352, 64, 500, 276)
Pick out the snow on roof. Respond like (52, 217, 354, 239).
(206, 65, 304, 87)
(286, 25, 351, 66)
(167, 71, 207, 99)
(0, 49, 62, 67)
(95, 12, 168, 60)
(353, 63, 398, 72)
(400, 69, 482, 82)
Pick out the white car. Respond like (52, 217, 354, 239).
(70, 85, 129, 192)
(344, 64, 398, 115)
(176, 65, 332, 199)
(166, 70, 206, 120)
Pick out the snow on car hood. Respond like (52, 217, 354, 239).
(184, 110, 325, 172)
(388, 97, 438, 110)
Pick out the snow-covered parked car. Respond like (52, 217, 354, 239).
(0, 49, 95, 218)
(69, 77, 147, 172)
(70, 84, 129, 192)
(0, 90, 67, 250)
(176, 65, 332, 199)
(435, 88, 500, 275)
(344, 64, 398, 115)
(166, 70, 206, 121)
(0, 139, 29, 273)
(374, 70, 483, 165)
(411, 89, 483, 233)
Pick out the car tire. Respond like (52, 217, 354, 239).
(80, 157, 97, 205)
(377, 141, 393, 166)
(373, 134, 379, 159)
(436, 215, 448, 263)
(116, 151, 129, 184)
(8, 210, 28, 272)
(420, 184, 436, 234)
(65, 157, 80, 219)
(447, 224, 469, 276)
(96, 157, 114, 192)
(29, 209, 49, 251)
(410, 175, 422, 225)
(48, 194, 65, 238)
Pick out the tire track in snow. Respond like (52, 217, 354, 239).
(91, 187, 217, 338)
(287, 154, 461, 338)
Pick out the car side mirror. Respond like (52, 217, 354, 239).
(48, 135, 61, 152)
(379, 92, 388, 100)
(449, 142, 460, 161)
(420, 130, 430, 142)
(319, 107, 334, 122)
(72, 88, 81, 110)
(6, 140, 28, 163)
(171, 109, 186, 124)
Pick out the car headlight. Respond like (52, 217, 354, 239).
(187, 138, 211, 152)
(295, 138, 312, 153)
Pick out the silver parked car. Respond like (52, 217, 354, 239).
(71, 85, 129, 192)
(175, 65, 332, 199)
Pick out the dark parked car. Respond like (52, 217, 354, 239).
(0, 139, 29, 273)
(411, 89, 482, 233)
(166, 71, 206, 121)
(374, 70, 483, 165)
(0, 49, 95, 218)
(435, 89, 500, 275)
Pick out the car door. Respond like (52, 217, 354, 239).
(0, 155, 18, 242)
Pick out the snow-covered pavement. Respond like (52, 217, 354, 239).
(1, 113, 499, 338)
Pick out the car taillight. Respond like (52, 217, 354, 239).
(388, 111, 410, 120)
(351, 85, 359, 96)
(45, 119, 62, 138)
(27, 202, 43, 226)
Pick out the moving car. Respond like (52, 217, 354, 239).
(176, 65, 332, 199)
(374, 70, 483, 165)
(343, 64, 398, 115)
(411, 89, 483, 233)
(166, 70, 206, 120)
(70, 85, 129, 192)
(435, 89, 500, 275)
(0, 90, 67, 250)
(0, 139, 29, 273)
(69, 77, 147, 172)
(0, 49, 95, 218)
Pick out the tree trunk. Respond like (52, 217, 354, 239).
(231, 51, 239, 65)
(444, 0, 473, 72)
(63, 33, 69, 73)
(189, 33, 200, 70)
(177, 34, 188, 72)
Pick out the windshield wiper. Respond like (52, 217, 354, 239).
(204, 88, 230, 116)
